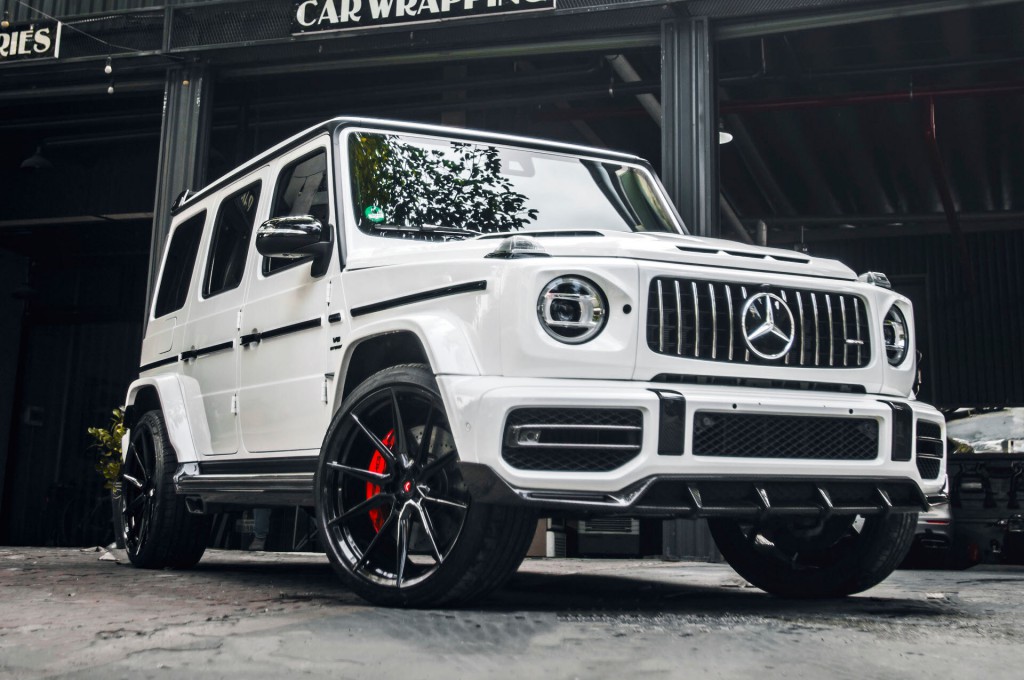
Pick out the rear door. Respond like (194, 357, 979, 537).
(237, 138, 338, 455)
(182, 175, 267, 456)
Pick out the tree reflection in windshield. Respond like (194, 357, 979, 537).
(349, 132, 538, 237)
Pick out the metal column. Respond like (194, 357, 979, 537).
(661, 16, 718, 237)
(146, 63, 212, 311)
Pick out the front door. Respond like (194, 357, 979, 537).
(237, 138, 337, 455)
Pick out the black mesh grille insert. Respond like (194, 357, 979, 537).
(915, 420, 944, 480)
(502, 408, 642, 472)
(646, 277, 871, 369)
(692, 412, 879, 460)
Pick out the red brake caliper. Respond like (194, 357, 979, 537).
(366, 429, 394, 533)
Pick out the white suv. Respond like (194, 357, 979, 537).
(122, 118, 946, 606)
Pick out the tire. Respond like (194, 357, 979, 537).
(709, 512, 918, 598)
(316, 364, 535, 607)
(121, 410, 210, 569)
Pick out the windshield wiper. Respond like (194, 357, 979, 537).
(370, 223, 481, 239)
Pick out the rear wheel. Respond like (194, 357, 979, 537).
(316, 364, 535, 607)
(121, 410, 209, 569)
(709, 512, 917, 598)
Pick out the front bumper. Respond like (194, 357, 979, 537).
(439, 376, 946, 515)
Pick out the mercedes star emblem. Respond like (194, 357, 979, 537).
(741, 292, 796, 360)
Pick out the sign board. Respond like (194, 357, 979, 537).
(293, 0, 557, 34)
(0, 21, 61, 62)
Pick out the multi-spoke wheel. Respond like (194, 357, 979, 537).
(709, 512, 918, 598)
(317, 364, 536, 607)
(121, 410, 209, 569)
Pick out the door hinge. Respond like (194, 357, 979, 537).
(320, 377, 329, 404)
(326, 280, 333, 306)
(236, 309, 243, 331)
(231, 394, 238, 415)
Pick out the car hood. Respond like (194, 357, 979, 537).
(345, 229, 858, 281)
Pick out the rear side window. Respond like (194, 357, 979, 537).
(153, 211, 205, 318)
(204, 182, 262, 297)
(264, 150, 329, 275)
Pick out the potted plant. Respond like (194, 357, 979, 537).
(87, 408, 125, 548)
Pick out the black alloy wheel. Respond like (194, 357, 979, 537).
(121, 419, 157, 557)
(120, 410, 209, 569)
(709, 512, 918, 598)
(318, 364, 536, 607)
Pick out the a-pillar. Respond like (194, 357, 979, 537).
(661, 16, 718, 237)
(146, 63, 213, 313)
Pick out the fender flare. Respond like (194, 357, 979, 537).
(122, 374, 212, 464)
(343, 314, 483, 374)
(335, 314, 483, 404)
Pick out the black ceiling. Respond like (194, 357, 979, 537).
(716, 1, 1024, 242)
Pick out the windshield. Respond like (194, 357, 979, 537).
(346, 131, 684, 240)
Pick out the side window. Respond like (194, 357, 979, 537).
(153, 211, 205, 318)
(264, 149, 329, 275)
(203, 182, 262, 297)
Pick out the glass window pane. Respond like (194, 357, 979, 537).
(204, 182, 261, 297)
(154, 211, 205, 318)
(347, 131, 682, 240)
(264, 150, 329, 275)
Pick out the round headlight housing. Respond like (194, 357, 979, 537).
(883, 304, 910, 366)
(537, 276, 608, 344)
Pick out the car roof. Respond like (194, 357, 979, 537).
(171, 116, 647, 216)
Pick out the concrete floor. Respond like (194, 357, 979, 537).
(1, 547, 1022, 679)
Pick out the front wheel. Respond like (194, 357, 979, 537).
(316, 364, 535, 607)
(709, 512, 918, 598)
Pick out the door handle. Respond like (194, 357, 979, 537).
(240, 331, 262, 346)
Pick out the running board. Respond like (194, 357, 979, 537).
(174, 463, 315, 508)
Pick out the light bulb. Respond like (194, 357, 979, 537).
(104, 58, 112, 75)
(107, 84, 115, 95)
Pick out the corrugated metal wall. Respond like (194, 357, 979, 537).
(2, 0, 198, 22)
(812, 228, 1024, 408)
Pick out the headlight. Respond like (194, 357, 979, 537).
(537, 276, 608, 344)
(883, 304, 910, 366)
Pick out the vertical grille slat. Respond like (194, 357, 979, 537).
(647, 277, 871, 369)
(709, 282, 718, 359)
(657, 279, 665, 353)
(826, 294, 835, 367)
(811, 293, 821, 367)
(796, 291, 805, 366)
(691, 281, 700, 358)
(840, 297, 849, 368)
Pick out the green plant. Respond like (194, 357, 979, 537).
(87, 408, 125, 491)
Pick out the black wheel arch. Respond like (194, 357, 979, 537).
(340, 331, 431, 402)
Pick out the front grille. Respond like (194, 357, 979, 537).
(692, 412, 879, 460)
(916, 420, 945, 480)
(502, 408, 643, 472)
(646, 277, 871, 368)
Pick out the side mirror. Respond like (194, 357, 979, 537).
(255, 215, 333, 277)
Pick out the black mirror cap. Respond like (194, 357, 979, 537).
(256, 215, 333, 277)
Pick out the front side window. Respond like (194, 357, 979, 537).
(346, 131, 683, 240)
(153, 211, 205, 318)
(264, 149, 330, 275)
(203, 182, 261, 297)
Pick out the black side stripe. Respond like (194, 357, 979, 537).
(139, 355, 179, 372)
(242, 317, 322, 345)
(181, 340, 234, 361)
(351, 280, 487, 318)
